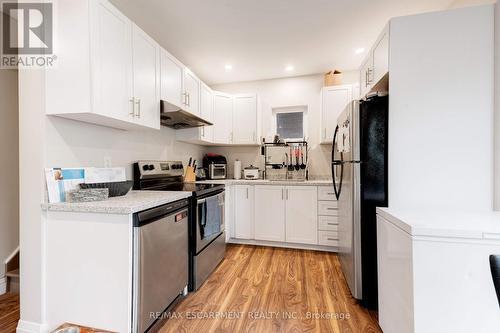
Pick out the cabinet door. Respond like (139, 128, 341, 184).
(183, 69, 200, 115)
(359, 56, 372, 98)
(213, 92, 233, 144)
(372, 30, 389, 85)
(233, 94, 258, 144)
(91, 0, 133, 122)
(160, 49, 183, 108)
(200, 83, 214, 142)
(254, 186, 285, 242)
(285, 186, 318, 245)
(234, 185, 255, 239)
(132, 24, 160, 129)
(321, 85, 352, 143)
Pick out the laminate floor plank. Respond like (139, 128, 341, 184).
(160, 245, 381, 333)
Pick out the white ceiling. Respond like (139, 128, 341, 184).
(111, 0, 455, 85)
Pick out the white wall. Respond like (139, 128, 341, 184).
(449, 0, 495, 8)
(495, 2, 500, 210)
(210, 71, 359, 178)
(45, 117, 204, 179)
(0, 69, 19, 282)
(388, 5, 494, 211)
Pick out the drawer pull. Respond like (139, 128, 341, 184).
(327, 223, 336, 225)
(327, 238, 337, 241)
(327, 208, 336, 210)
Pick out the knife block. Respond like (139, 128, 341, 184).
(184, 166, 196, 183)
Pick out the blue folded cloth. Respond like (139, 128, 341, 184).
(203, 195, 221, 238)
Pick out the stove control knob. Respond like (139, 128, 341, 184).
(142, 165, 150, 171)
(149, 164, 155, 170)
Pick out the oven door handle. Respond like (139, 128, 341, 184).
(197, 198, 206, 204)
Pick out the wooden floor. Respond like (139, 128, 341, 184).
(0, 293, 20, 333)
(160, 244, 381, 333)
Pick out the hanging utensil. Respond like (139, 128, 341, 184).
(288, 146, 294, 171)
(295, 146, 300, 171)
(300, 146, 306, 170)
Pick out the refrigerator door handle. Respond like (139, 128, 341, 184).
(332, 125, 344, 200)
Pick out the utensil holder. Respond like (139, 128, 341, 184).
(184, 166, 196, 182)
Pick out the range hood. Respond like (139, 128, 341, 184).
(160, 100, 213, 129)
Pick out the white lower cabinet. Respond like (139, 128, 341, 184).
(233, 185, 322, 247)
(285, 186, 318, 245)
(254, 186, 286, 242)
(233, 185, 254, 239)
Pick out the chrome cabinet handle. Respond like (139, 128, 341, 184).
(327, 223, 336, 225)
(187, 93, 190, 107)
(286, 189, 289, 200)
(246, 187, 249, 199)
(135, 98, 141, 118)
(327, 238, 337, 241)
(201, 127, 205, 138)
(281, 189, 284, 200)
(129, 97, 135, 117)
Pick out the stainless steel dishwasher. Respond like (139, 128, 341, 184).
(132, 198, 189, 333)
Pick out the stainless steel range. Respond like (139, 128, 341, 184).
(133, 160, 226, 293)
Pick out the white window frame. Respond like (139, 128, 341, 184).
(271, 105, 308, 141)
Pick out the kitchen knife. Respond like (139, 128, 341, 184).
(188, 157, 192, 167)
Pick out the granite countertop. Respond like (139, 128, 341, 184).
(195, 179, 333, 186)
(42, 190, 192, 215)
(377, 207, 500, 240)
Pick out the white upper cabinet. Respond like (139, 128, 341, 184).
(90, 0, 133, 124)
(213, 92, 234, 144)
(199, 83, 214, 141)
(320, 85, 352, 144)
(46, 0, 160, 130)
(254, 186, 286, 242)
(232, 94, 258, 145)
(234, 185, 255, 239)
(285, 186, 318, 245)
(131, 24, 160, 129)
(359, 24, 390, 98)
(372, 30, 389, 85)
(160, 48, 184, 108)
(183, 69, 200, 115)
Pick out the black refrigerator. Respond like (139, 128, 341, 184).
(332, 95, 388, 309)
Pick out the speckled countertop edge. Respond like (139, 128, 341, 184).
(195, 179, 333, 186)
(41, 190, 192, 215)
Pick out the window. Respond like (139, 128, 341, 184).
(272, 105, 307, 140)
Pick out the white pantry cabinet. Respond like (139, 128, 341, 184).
(213, 92, 234, 144)
(160, 48, 184, 108)
(285, 186, 318, 245)
(232, 94, 258, 144)
(254, 186, 286, 242)
(320, 85, 353, 144)
(233, 185, 254, 239)
(46, 0, 160, 130)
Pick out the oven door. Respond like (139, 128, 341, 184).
(196, 191, 225, 253)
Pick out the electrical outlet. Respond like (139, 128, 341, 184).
(104, 156, 112, 168)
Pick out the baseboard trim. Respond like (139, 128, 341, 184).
(0, 276, 6, 295)
(227, 238, 338, 252)
(16, 320, 49, 333)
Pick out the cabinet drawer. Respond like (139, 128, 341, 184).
(318, 201, 338, 216)
(318, 216, 338, 231)
(318, 186, 336, 201)
(318, 231, 339, 247)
